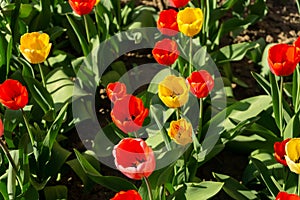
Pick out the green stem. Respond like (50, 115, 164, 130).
(38, 63, 46, 88)
(21, 109, 38, 160)
(197, 98, 203, 141)
(144, 177, 153, 200)
(279, 76, 284, 137)
(0, 139, 23, 191)
(176, 108, 181, 120)
(83, 15, 90, 43)
(189, 37, 193, 75)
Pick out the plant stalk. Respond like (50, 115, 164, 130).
(83, 15, 90, 43)
(38, 63, 46, 88)
(197, 98, 203, 141)
(189, 37, 193, 75)
(144, 177, 153, 200)
(0, 139, 23, 191)
(279, 76, 284, 137)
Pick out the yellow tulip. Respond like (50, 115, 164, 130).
(285, 138, 300, 174)
(168, 118, 192, 146)
(95, 0, 100, 5)
(19, 32, 52, 64)
(158, 75, 189, 108)
(177, 7, 203, 37)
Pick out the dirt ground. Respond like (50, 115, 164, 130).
(60, 1, 300, 199)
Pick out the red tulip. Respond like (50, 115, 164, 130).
(294, 36, 300, 62)
(106, 82, 127, 103)
(274, 138, 290, 166)
(152, 38, 179, 66)
(113, 138, 155, 180)
(276, 191, 300, 200)
(110, 95, 148, 133)
(157, 9, 179, 36)
(68, 0, 96, 15)
(186, 70, 214, 98)
(0, 79, 28, 110)
(110, 190, 142, 200)
(0, 119, 3, 137)
(268, 44, 298, 76)
(168, 0, 189, 8)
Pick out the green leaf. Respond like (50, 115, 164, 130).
(213, 173, 258, 200)
(74, 149, 137, 192)
(66, 14, 89, 56)
(44, 185, 67, 200)
(44, 142, 71, 179)
(0, 182, 9, 200)
(168, 182, 223, 200)
(269, 73, 282, 132)
(66, 151, 100, 192)
(23, 76, 55, 121)
(283, 112, 300, 139)
(30, 0, 51, 31)
(211, 40, 261, 64)
(251, 71, 271, 95)
(293, 67, 300, 113)
(42, 103, 68, 152)
(46, 69, 74, 110)
(251, 157, 280, 197)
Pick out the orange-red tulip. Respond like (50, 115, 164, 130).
(168, 0, 189, 8)
(106, 82, 127, 103)
(268, 44, 298, 76)
(274, 138, 290, 166)
(157, 9, 179, 36)
(111, 190, 142, 200)
(113, 138, 156, 180)
(152, 38, 179, 66)
(276, 191, 300, 200)
(110, 95, 148, 133)
(69, 0, 96, 15)
(186, 70, 214, 98)
(0, 79, 28, 110)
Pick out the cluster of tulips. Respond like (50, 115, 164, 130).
(0, 0, 300, 199)
(269, 36, 300, 199)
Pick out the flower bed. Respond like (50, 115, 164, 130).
(0, 0, 299, 199)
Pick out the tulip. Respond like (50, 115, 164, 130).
(186, 70, 214, 98)
(68, 0, 96, 15)
(111, 190, 142, 200)
(285, 138, 300, 174)
(158, 75, 189, 108)
(168, 118, 192, 145)
(110, 95, 149, 133)
(152, 38, 179, 66)
(19, 32, 52, 64)
(177, 7, 203, 37)
(157, 9, 179, 36)
(276, 191, 300, 200)
(113, 138, 156, 180)
(0, 79, 28, 110)
(0, 119, 3, 137)
(274, 138, 290, 166)
(168, 0, 189, 8)
(268, 44, 298, 76)
(106, 82, 127, 103)
(294, 36, 300, 62)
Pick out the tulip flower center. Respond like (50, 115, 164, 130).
(131, 158, 146, 168)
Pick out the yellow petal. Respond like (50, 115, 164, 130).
(286, 155, 300, 174)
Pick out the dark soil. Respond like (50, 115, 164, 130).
(61, 1, 300, 200)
